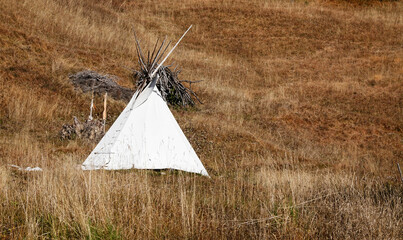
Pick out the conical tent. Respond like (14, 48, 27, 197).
(82, 77, 209, 176)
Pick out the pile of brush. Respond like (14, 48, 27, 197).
(60, 117, 104, 142)
(131, 34, 201, 107)
(69, 70, 133, 102)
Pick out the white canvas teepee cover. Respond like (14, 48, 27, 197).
(82, 79, 209, 176)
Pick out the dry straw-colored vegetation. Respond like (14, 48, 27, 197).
(0, 0, 402, 239)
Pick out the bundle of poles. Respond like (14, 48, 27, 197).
(132, 27, 202, 107)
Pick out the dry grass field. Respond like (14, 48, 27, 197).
(0, 0, 402, 239)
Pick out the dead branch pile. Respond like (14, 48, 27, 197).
(60, 117, 104, 142)
(132, 34, 201, 107)
(70, 70, 134, 102)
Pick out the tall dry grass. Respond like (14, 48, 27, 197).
(1, 158, 401, 239)
(0, 0, 402, 238)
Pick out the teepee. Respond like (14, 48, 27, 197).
(82, 26, 209, 176)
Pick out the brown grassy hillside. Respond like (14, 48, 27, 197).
(0, 0, 402, 239)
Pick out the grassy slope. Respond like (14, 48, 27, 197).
(0, 0, 402, 239)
